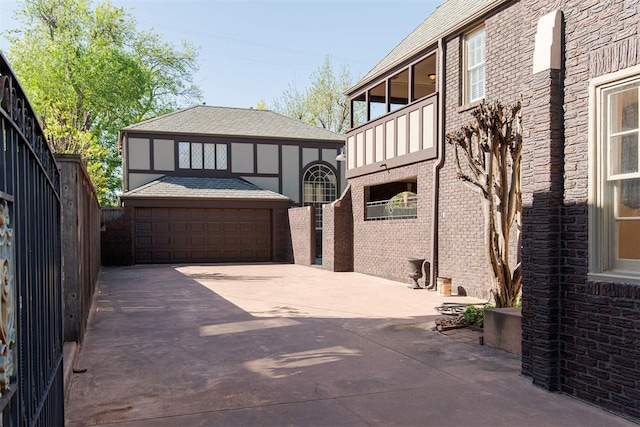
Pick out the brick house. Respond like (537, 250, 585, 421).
(322, 0, 640, 420)
(103, 105, 345, 265)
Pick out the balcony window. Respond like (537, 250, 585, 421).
(351, 93, 367, 128)
(349, 52, 436, 129)
(412, 55, 437, 101)
(390, 69, 409, 112)
(369, 81, 387, 120)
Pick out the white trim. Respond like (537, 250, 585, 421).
(463, 26, 486, 104)
(588, 64, 640, 278)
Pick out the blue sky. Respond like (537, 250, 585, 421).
(0, 0, 441, 109)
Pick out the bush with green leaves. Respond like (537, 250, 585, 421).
(463, 305, 494, 328)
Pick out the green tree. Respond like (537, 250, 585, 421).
(272, 56, 358, 134)
(4, 0, 202, 205)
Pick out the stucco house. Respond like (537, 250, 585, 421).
(110, 105, 345, 264)
(319, 0, 640, 420)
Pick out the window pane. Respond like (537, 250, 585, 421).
(178, 142, 190, 169)
(191, 143, 203, 169)
(468, 66, 485, 101)
(610, 133, 639, 176)
(351, 93, 367, 127)
(390, 69, 409, 111)
(412, 55, 436, 102)
(204, 144, 216, 169)
(610, 87, 638, 133)
(369, 81, 386, 120)
(618, 220, 640, 260)
(467, 29, 485, 67)
(616, 178, 640, 217)
(216, 144, 228, 170)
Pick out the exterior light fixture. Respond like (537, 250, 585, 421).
(336, 146, 346, 162)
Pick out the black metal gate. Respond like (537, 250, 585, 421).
(0, 53, 64, 426)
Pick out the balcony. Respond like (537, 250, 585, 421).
(365, 195, 418, 221)
(346, 93, 437, 179)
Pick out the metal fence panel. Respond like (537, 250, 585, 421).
(0, 52, 64, 426)
(365, 195, 418, 220)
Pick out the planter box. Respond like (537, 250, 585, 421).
(483, 308, 522, 355)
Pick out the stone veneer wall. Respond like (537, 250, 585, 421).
(553, 1, 640, 419)
(288, 206, 315, 265)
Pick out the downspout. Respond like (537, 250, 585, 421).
(430, 37, 446, 289)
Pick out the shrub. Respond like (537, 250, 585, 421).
(463, 305, 494, 328)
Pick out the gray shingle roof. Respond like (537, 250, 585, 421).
(121, 176, 291, 201)
(348, 0, 502, 95)
(123, 105, 343, 142)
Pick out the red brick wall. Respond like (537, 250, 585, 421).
(288, 206, 315, 265)
(322, 186, 353, 272)
(350, 163, 432, 287)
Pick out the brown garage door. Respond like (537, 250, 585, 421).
(134, 207, 271, 263)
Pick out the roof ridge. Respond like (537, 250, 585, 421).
(124, 106, 201, 130)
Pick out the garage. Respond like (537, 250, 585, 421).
(134, 207, 272, 263)
(120, 176, 292, 265)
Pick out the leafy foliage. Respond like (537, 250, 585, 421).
(462, 305, 494, 328)
(4, 0, 202, 205)
(447, 100, 523, 308)
(271, 56, 360, 134)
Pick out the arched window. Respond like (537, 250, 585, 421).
(303, 164, 337, 229)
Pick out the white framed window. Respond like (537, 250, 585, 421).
(177, 142, 228, 170)
(178, 142, 190, 169)
(590, 65, 640, 281)
(302, 164, 337, 231)
(464, 26, 486, 104)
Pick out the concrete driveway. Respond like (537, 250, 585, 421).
(65, 264, 633, 426)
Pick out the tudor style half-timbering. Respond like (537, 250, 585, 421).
(117, 105, 345, 264)
(333, 0, 640, 420)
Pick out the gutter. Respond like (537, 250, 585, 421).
(430, 37, 447, 289)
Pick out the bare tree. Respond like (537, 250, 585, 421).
(271, 56, 358, 134)
(446, 100, 523, 307)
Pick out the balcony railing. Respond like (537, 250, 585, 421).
(366, 195, 418, 221)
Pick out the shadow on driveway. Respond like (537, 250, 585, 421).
(65, 264, 634, 427)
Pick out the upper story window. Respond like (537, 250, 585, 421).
(464, 26, 486, 104)
(178, 142, 228, 170)
(590, 68, 640, 280)
(350, 52, 437, 129)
